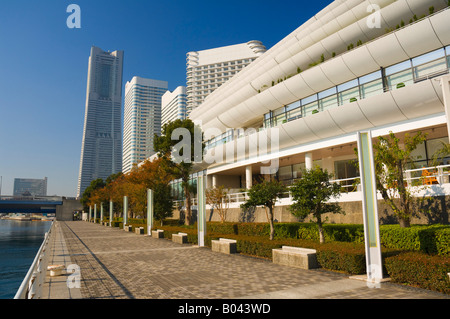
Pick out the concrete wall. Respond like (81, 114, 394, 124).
(172, 196, 450, 225)
(56, 198, 83, 221)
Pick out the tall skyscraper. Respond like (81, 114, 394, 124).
(77, 46, 124, 197)
(186, 40, 266, 114)
(122, 76, 168, 174)
(161, 86, 187, 128)
(13, 177, 47, 196)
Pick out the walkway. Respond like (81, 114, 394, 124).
(42, 221, 448, 299)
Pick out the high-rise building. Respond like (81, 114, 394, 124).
(186, 41, 266, 115)
(14, 177, 47, 196)
(122, 76, 168, 174)
(161, 86, 187, 128)
(77, 46, 124, 197)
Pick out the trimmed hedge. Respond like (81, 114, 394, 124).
(385, 252, 450, 294)
(207, 222, 450, 256)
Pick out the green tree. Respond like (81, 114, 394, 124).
(241, 179, 287, 240)
(153, 119, 203, 225)
(80, 178, 106, 209)
(289, 167, 343, 243)
(371, 131, 427, 228)
(153, 183, 174, 225)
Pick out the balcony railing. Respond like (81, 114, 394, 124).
(172, 165, 450, 209)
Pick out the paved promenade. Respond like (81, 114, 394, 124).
(42, 221, 448, 299)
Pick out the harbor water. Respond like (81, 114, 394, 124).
(0, 219, 52, 299)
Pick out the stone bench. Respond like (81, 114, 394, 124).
(124, 225, 133, 232)
(151, 229, 164, 238)
(272, 246, 318, 270)
(135, 227, 144, 235)
(172, 232, 188, 244)
(211, 238, 237, 254)
(47, 264, 65, 277)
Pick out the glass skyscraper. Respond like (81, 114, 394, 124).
(77, 46, 124, 197)
(13, 177, 48, 196)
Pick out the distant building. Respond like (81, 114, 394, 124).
(161, 86, 187, 128)
(186, 41, 266, 115)
(122, 76, 168, 174)
(14, 177, 47, 196)
(77, 46, 124, 197)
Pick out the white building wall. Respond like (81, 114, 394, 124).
(122, 76, 168, 174)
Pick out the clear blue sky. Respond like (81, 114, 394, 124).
(0, 0, 333, 197)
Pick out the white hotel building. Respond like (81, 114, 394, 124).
(183, 0, 450, 223)
(161, 86, 188, 128)
(123, 76, 168, 174)
(186, 41, 267, 115)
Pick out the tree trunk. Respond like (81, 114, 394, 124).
(399, 217, 410, 228)
(184, 186, 191, 225)
(317, 216, 325, 243)
(268, 206, 275, 241)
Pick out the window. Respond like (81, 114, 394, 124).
(412, 48, 447, 80)
(272, 107, 286, 126)
(359, 71, 383, 99)
(278, 166, 293, 181)
(301, 94, 318, 117)
(286, 101, 302, 121)
(318, 87, 338, 111)
(386, 60, 413, 90)
(427, 137, 450, 165)
(334, 159, 359, 192)
(338, 79, 360, 105)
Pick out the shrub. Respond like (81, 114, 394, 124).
(379, 224, 450, 256)
(385, 252, 450, 294)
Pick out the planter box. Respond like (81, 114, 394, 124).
(272, 246, 318, 270)
(151, 230, 164, 238)
(211, 238, 237, 254)
(172, 232, 188, 244)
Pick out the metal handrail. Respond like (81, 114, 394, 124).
(14, 222, 54, 299)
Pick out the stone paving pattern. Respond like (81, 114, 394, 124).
(51, 221, 448, 299)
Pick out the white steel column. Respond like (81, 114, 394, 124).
(245, 165, 252, 189)
(441, 75, 450, 143)
(212, 175, 218, 188)
(305, 152, 313, 170)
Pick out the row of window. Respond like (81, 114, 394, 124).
(264, 46, 450, 128)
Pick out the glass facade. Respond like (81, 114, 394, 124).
(264, 47, 450, 128)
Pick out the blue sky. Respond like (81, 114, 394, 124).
(0, 0, 333, 197)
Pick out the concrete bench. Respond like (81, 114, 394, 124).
(135, 227, 144, 235)
(151, 229, 164, 238)
(211, 238, 237, 254)
(272, 246, 318, 270)
(172, 232, 188, 244)
(47, 264, 65, 277)
(124, 225, 133, 232)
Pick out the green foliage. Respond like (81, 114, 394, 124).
(153, 183, 174, 224)
(153, 119, 202, 225)
(290, 167, 343, 243)
(241, 179, 288, 240)
(380, 224, 450, 256)
(80, 178, 105, 208)
(372, 131, 428, 227)
(385, 252, 450, 294)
